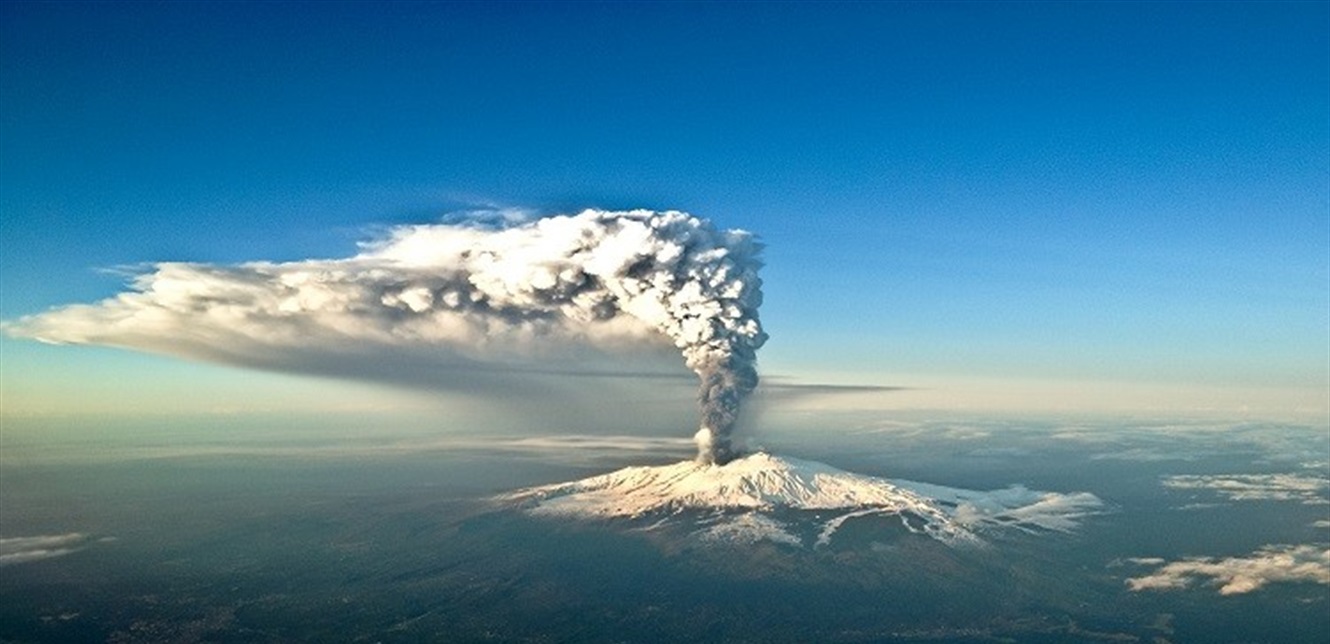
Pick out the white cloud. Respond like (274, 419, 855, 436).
(1162, 473, 1329, 504)
(1054, 421, 1329, 465)
(1090, 447, 1198, 462)
(1126, 544, 1330, 595)
(0, 533, 89, 566)
(850, 419, 993, 442)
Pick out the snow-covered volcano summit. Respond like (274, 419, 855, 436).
(499, 452, 1102, 547)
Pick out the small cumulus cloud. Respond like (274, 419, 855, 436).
(1125, 545, 1330, 595)
(0, 533, 91, 566)
(1161, 473, 1329, 505)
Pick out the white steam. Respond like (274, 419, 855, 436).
(6, 209, 767, 463)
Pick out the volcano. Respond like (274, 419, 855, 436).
(498, 452, 1102, 548)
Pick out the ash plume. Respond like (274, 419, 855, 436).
(6, 209, 766, 464)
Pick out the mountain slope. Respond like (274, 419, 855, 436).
(498, 452, 1103, 547)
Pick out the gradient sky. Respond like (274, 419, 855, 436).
(2, 2, 1326, 420)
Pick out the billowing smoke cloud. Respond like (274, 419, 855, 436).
(6, 209, 766, 464)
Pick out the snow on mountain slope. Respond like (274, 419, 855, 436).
(498, 452, 1103, 547)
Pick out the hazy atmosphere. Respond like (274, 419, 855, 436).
(2, 2, 1327, 642)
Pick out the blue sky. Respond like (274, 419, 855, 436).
(2, 2, 1326, 419)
